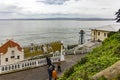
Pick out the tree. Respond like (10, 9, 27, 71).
(115, 9, 120, 22)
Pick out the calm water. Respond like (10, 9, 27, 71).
(0, 20, 115, 47)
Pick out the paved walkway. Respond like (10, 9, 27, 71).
(0, 54, 85, 80)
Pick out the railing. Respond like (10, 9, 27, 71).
(0, 51, 64, 74)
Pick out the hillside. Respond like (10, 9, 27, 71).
(92, 60, 120, 80)
(59, 31, 120, 80)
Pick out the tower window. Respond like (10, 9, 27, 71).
(5, 58, 8, 62)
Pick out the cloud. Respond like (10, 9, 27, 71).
(0, 5, 22, 13)
(0, 2, 23, 18)
(0, 0, 120, 19)
(37, 0, 70, 5)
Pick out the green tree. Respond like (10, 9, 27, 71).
(115, 9, 120, 22)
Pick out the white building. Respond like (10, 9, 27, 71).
(0, 40, 24, 65)
(91, 24, 120, 41)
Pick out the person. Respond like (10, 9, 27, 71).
(46, 56, 52, 67)
(48, 65, 53, 80)
(57, 59, 61, 72)
(52, 64, 55, 70)
(52, 67, 57, 80)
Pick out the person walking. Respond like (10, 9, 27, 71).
(52, 67, 58, 80)
(48, 65, 53, 80)
(57, 59, 61, 72)
(46, 56, 52, 67)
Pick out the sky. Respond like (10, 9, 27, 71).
(0, 0, 120, 19)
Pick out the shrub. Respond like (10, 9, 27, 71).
(82, 69, 89, 80)
(107, 32, 116, 37)
(78, 57, 88, 65)
(63, 66, 75, 79)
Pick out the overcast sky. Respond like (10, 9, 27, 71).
(0, 0, 120, 19)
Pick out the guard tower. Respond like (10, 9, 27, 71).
(79, 30, 85, 44)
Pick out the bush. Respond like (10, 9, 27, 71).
(63, 66, 75, 79)
(78, 57, 88, 65)
(82, 69, 89, 80)
(107, 32, 116, 37)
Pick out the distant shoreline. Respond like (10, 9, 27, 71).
(0, 18, 114, 21)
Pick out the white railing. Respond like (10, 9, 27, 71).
(0, 51, 64, 74)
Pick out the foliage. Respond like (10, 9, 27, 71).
(24, 41, 62, 58)
(50, 41, 62, 52)
(77, 57, 88, 65)
(60, 66, 75, 80)
(107, 32, 116, 37)
(115, 9, 120, 22)
(59, 32, 120, 80)
(82, 68, 89, 80)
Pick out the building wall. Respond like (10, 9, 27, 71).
(0, 47, 24, 65)
(91, 30, 109, 41)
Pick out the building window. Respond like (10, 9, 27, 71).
(15, 65, 17, 69)
(11, 50, 15, 55)
(12, 65, 14, 69)
(11, 50, 15, 59)
(2, 67, 4, 71)
(18, 64, 20, 68)
(104, 33, 107, 37)
(98, 32, 100, 36)
(5, 58, 8, 62)
(9, 66, 11, 70)
(11, 56, 15, 58)
(5, 66, 7, 70)
(17, 56, 20, 59)
(22, 64, 24, 67)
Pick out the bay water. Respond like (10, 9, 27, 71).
(0, 20, 115, 47)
